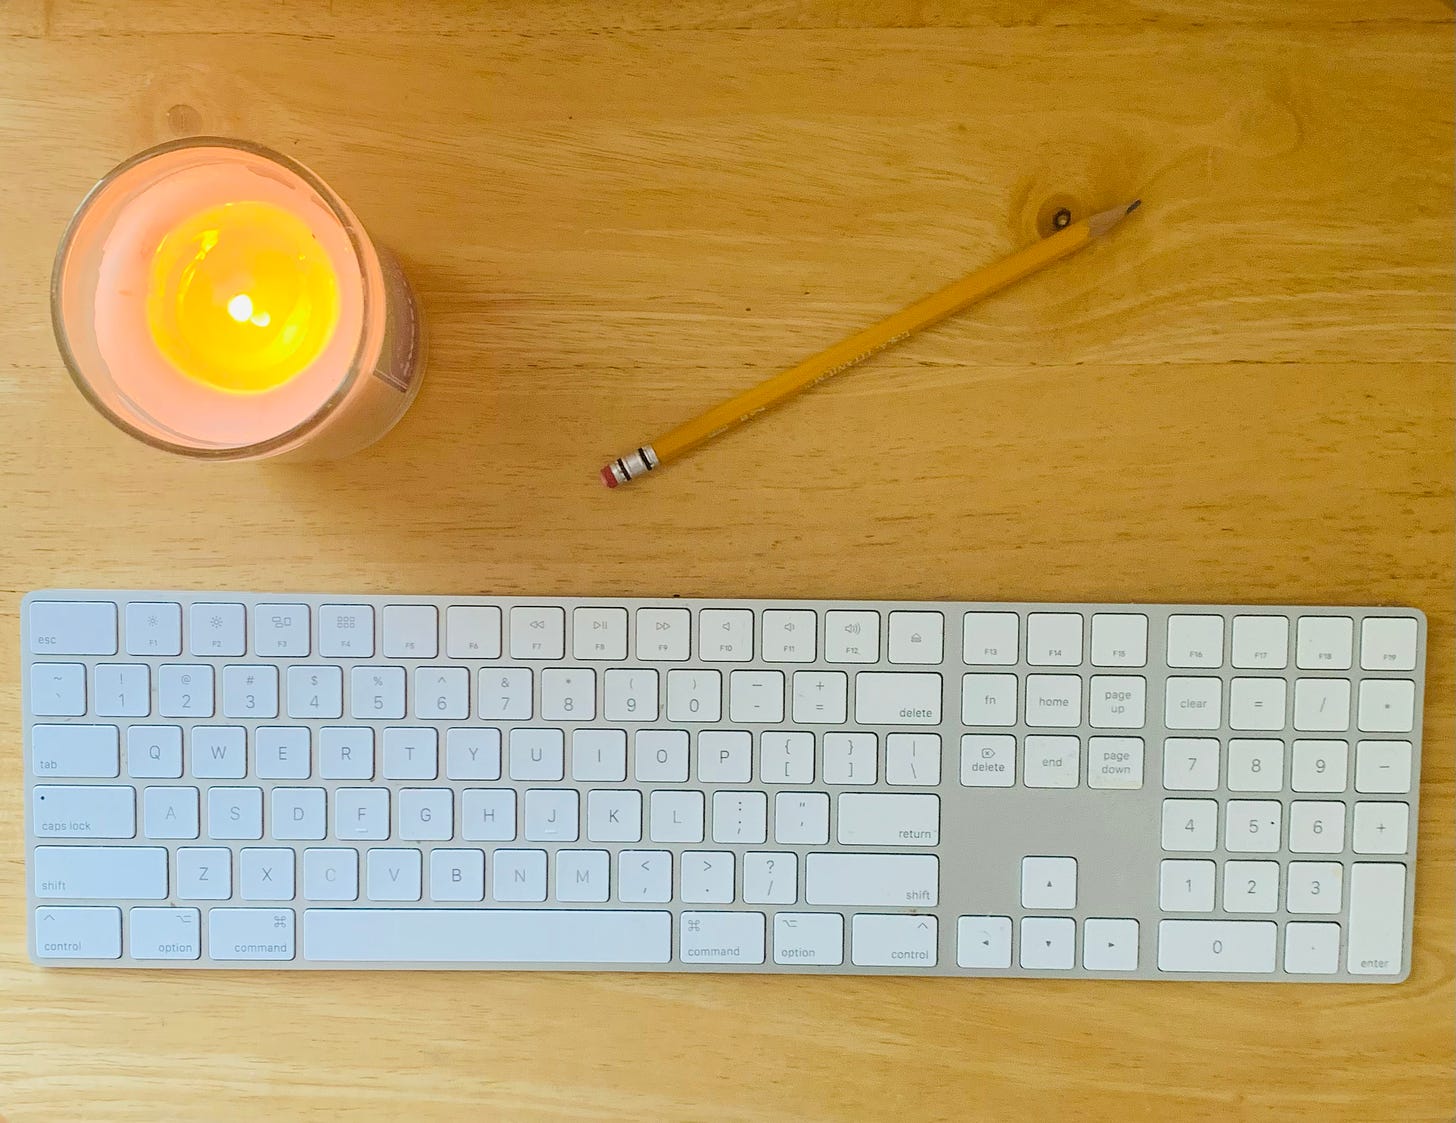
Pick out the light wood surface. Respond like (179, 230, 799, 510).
(1, 3, 1452, 1119)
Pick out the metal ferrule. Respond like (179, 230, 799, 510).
(608, 446, 659, 485)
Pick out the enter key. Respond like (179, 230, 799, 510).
(836, 793, 940, 846)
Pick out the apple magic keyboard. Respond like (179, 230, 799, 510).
(22, 591, 1425, 980)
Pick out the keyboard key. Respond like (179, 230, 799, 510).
(680, 910, 764, 963)
(1088, 675, 1145, 729)
(1162, 738, 1219, 791)
(130, 907, 201, 960)
(960, 734, 1015, 787)
(680, 853, 735, 904)
(32, 724, 119, 778)
(1292, 739, 1348, 793)
(760, 731, 814, 784)
(1347, 863, 1406, 975)
(635, 730, 689, 782)
(189, 603, 245, 656)
(1296, 616, 1353, 670)
(254, 604, 310, 657)
(603, 669, 657, 722)
(1226, 739, 1283, 792)
(587, 790, 642, 842)
(618, 850, 672, 903)
(34, 906, 121, 959)
(319, 727, 376, 780)
(383, 604, 438, 659)
(1353, 802, 1409, 854)
(572, 607, 627, 660)
(1159, 859, 1214, 912)
(761, 610, 817, 663)
(478, 667, 531, 721)
(144, 786, 199, 839)
(335, 789, 392, 842)
(1222, 860, 1278, 913)
(222, 664, 279, 719)
(1232, 615, 1289, 669)
(1024, 674, 1080, 727)
(1157, 920, 1275, 973)
(744, 852, 797, 904)
(1166, 615, 1224, 668)
(508, 728, 563, 781)
(805, 854, 938, 907)
(509, 606, 565, 660)
(962, 673, 1017, 726)
(1228, 677, 1286, 731)
(1360, 617, 1418, 671)
(667, 669, 723, 722)
(888, 611, 944, 664)
(273, 788, 327, 841)
(963, 612, 1019, 665)
(413, 666, 470, 720)
(775, 912, 843, 965)
(836, 793, 939, 847)
(208, 787, 263, 840)
(795, 671, 849, 724)
(256, 727, 311, 780)
(1286, 861, 1342, 914)
(445, 605, 502, 659)
(30, 663, 86, 717)
(635, 608, 691, 661)
(1019, 917, 1075, 970)
(1357, 679, 1415, 733)
(822, 732, 876, 785)
(824, 610, 879, 663)
(493, 849, 547, 902)
(698, 609, 753, 662)
(1284, 922, 1341, 974)
(28, 600, 117, 655)
(649, 791, 704, 843)
(287, 666, 344, 720)
(773, 792, 829, 844)
(383, 728, 439, 780)
(1022, 856, 1077, 909)
(851, 914, 937, 967)
(175, 848, 232, 900)
(524, 789, 578, 842)
(728, 671, 784, 724)
(1161, 799, 1217, 851)
(127, 725, 182, 779)
(885, 733, 941, 785)
(427, 849, 483, 902)
(460, 790, 515, 842)
(571, 729, 626, 782)
(956, 915, 1013, 969)
(303, 908, 671, 964)
(1164, 677, 1221, 730)
(1355, 740, 1412, 793)
(1287, 800, 1344, 854)
(854, 672, 939, 725)
(240, 847, 295, 901)
(1090, 613, 1147, 668)
(318, 604, 374, 658)
(33, 785, 134, 838)
(94, 663, 149, 718)
(158, 664, 213, 719)
(1087, 737, 1143, 789)
(539, 667, 594, 721)
(1225, 800, 1282, 853)
(209, 907, 295, 961)
(445, 728, 501, 781)
(556, 849, 610, 903)
(33, 845, 166, 899)
(367, 848, 422, 901)
(125, 602, 182, 656)
(1082, 918, 1139, 971)
(304, 848, 360, 901)
(698, 730, 752, 783)
(1027, 613, 1083, 667)
(191, 726, 246, 779)
(1023, 736, 1079, 788)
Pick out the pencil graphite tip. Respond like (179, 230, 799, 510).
(1126, 199, 1142, 214)
(1086, 199, 1144, 237)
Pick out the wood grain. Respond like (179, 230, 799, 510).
(0, 3, 1452, 1120)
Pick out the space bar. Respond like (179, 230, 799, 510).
(304, 909, 672, 964)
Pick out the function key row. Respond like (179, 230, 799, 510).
(29, 601, 1421, 671)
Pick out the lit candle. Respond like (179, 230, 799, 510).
(53, 138, 423, 459)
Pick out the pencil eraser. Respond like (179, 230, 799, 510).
(599, 465, 618, 488)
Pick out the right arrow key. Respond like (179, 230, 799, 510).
(1083, 918, 1140, 972)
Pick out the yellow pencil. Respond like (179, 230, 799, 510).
(600, 199, 1141, 488)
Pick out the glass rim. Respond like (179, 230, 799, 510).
(50, 136, 380, 460)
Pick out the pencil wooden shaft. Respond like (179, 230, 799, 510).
(652, 218, 1095, 463)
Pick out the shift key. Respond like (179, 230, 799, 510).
(33, 786, 135, 838)
(806, 853, 938, 906)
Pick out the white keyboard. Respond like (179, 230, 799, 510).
(23, 591, 1424, 980)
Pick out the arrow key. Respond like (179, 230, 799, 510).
(1019, 916, 1075, 970)
(1082, 918, 1139, 971)
(956, 915, 1012, 969)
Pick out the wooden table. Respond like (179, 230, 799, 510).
(1, 2, 1452, 1119)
